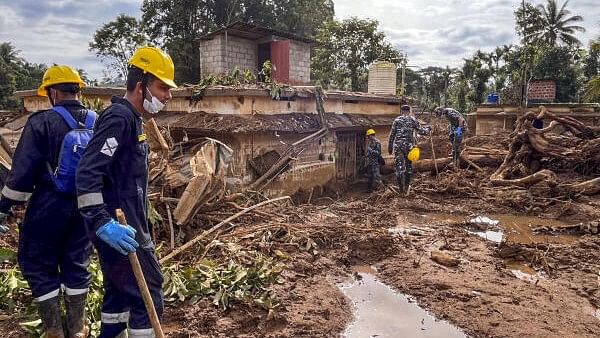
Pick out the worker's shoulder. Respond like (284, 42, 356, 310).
(100, 102, 136, 122)
(26, 107, 58, 124)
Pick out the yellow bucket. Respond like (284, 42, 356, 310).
(407, 147, 420, 162)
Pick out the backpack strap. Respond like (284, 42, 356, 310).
(51, 105, 79, 129)
(84, 110, 97, 129)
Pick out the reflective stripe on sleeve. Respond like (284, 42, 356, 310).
(77, 192, 104, 208)
(1, 186, 32, 202)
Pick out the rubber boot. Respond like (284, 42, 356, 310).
(404, 172, 412, 196)
(65, 293, 89, 338)
(98, 323, 128, 338)
(37, 296, 65, 338)
(397, 174, 405, 195)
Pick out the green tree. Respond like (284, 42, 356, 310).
(312, 18, 402, 91)
(0, 42, 46, 109)
(585, 41, 600, 101)
(89, 14, 147, 81)
(516, 0, 585, 48)
(532, 46, 582, 102)
(141, 0, 334, 84)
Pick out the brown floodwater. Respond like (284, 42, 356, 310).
(423, 213, 579, 245)
(340, 272, 467, 338)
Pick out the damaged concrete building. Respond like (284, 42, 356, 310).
(10, 24, 405, 198)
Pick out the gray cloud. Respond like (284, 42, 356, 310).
(0, 0, 140, 80)
(335, 0, 599, 69)
(0, 0, 598, 81)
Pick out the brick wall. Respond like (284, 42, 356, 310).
(289, 40, 311, 85)
(528, 80, 556, 103)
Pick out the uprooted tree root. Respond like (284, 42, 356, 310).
(491, 106, 600, 193)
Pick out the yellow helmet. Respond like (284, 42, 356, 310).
(366, 129, 376, 136)
(37, 65, 86, 97)
(128, 46, 177, 88)
(407, 147, 421, 162)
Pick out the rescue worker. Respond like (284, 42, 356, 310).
(388, 105, 430, 194)
(365, 129, 382, 192)
(434, 107, 466, 165)
(0, 65, 92, 338)
(76, 46, 176, 338)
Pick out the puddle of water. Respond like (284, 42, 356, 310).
(468, 230, 504, 243)
(340, 273, 467, 338)
(352, 265, 377, 274)
(426, 213, 578, 245)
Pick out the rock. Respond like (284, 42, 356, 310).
(430, 250, 460, 267)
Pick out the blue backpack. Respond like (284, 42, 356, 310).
(47, 106, 97, 193)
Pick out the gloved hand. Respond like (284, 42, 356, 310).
(455, 127, 463, 138)
(0, 212, 9, 235)
(96, 219, 138, 255)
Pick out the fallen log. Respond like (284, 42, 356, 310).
(566, 177, 600, 195)
(490, 169, 557, 187)
(411, 154, 502, 172)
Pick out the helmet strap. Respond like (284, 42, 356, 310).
(47, 88, 55, 106)
(141, 73, 150, 101)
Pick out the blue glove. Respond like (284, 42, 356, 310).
(96, 219, 139, 255)
(455, 127, 463, 138)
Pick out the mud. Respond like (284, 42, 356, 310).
(2, 174, 600, 337)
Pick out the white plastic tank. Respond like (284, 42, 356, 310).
(368, 61, 397, 95)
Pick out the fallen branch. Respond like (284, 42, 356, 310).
(160, 196, 291, 264)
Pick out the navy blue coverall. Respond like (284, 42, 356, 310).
(76, 96, 163, 337)
(0, 100, 92, 301)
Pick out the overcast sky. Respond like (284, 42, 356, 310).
(0, 0, 598, 81)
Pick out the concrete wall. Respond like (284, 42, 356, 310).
(200, 35, 258, 77)
(289, 40, 311, 85)
(199, 35, 225, 77)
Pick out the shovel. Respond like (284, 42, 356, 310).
(116, 209, 165, 338)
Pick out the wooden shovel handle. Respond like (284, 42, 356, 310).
(116, 209, 165, 338)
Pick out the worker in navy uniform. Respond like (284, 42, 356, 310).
(76, 46, 176, 338)
(434, 107, 467, 165)
(365, 128, 382, 192)
(388, 105, 431, 194)
(0, 65, 93, 338)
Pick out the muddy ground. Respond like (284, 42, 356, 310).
(2, 127, 600, 337)
(160, 170, 600, 338)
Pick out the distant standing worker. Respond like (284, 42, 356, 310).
(435, 107, 466, 166)
(388, 105, 431, 194)
(0, 65, 95, 338)
(365, 129, 382, 193)
(76, 46, 177, 338)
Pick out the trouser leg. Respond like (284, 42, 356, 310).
(96, 240, 163, 338)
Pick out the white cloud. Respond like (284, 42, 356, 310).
(0, 0, 598, 82)
(334, 0, 599, 69)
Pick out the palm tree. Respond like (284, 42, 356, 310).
(532, 0, 585, 47)
(0, 42, 22, 66)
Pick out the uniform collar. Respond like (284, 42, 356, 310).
(54, 100, 84, 108)
(111, 96, 142, 117)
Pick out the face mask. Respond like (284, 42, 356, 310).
(143, 88, 165, 114)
